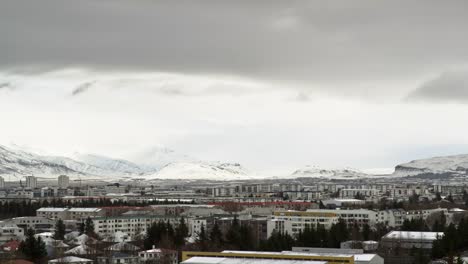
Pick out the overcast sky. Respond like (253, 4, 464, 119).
(2, 0, 468, 173)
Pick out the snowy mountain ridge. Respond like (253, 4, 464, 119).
(290, 165, 369, 179)
(393, 154, 468, 177)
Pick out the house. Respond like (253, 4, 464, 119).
(0, 240, 21, 252)
(97, 252, 140, 264)
(139, 248, 178, 264)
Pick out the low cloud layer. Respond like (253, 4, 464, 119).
(408, 71, 468, 102)
(2, 0, 468, 98)
(2, 1, 468, 170)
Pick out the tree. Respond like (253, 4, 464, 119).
(84, 217, 95, 237)
(19, 228, 47, 263)
(210, 221, 224, 248)
(53, 219, 66, 240)
(226, 216, 241, 249)
(447, 194, 454, 203)
(196, 224, 209, 251)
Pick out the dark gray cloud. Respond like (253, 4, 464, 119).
(408, 71, 468, 102)
(2, 0, 468, 97)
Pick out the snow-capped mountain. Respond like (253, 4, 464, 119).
(290, 165, 368, 179)
(0, 145, 86, 177)
(73, 153, 145, 175)
(0, 144, 253, 180)
(127, 146, 196, 170)
(147, 162, 251, 180)
(394, 154, 468, 177)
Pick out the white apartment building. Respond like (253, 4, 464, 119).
(92, 215, 183, 238)
(340, 189, 380, 198)
(104, 185, 126, 194)
(58, 175, 70, 188)
(6, 216, 55, 232)
(37, 208, 69, 220)
(189, 217, 209, 237)
(267, 211, 339, 238)
(378, 209, 405, 227)
(139, 248, 178, 264)
(306, 209, 380, 227)
(0, 176, 5, 188)
(36, 207, 104, 221)
(68, 208, 104, 221)
(381, 231, 443, 249)
(405, 208, 448, 221)
(0, 221, 24, 243)
(26, 176, 38, 188)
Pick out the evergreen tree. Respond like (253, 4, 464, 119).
(362, 224, 371, 241)
(196, 224, 209, 251)
(226, 216, 241, 248)
(84, 217, 95, 237)
(19, 228, 47, 263)
(53, 219, 66, 240)
(210, 221, 224, 248)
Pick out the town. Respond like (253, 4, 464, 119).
(1, 174, 468, 264)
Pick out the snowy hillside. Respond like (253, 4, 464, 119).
(127, 146, 196, 170)
(73, 153, 145, 175)
(0, 145, 84, 177)
(290, 165, 368, 179)
(0, 144, 253, 180)
(394, 154, 468, 177)
(146, 162, 252, 180)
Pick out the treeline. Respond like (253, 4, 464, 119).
(432, 218, 468, 260)
(260, 221, 388, 251)
(191, 219, 388, 252)
(143, 218, 189, 250)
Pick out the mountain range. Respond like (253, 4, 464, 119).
(1, 143, 468, 180)
(0, 144, 250, 181)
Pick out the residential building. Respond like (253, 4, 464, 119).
(58, 175, 70, 189)
(36, 208, 69, 220)
(381, 231, 444, 250)
(267, 211, 340, 238)
(92, 215, 182, 238)
(25, 176, 37, 188)
(306, 209, 380, 227)
(0, 222, 24, 243)
(97, 252, 140, 264)
(6, 217, 55, 233)
(0, 176, 5, 188)
(139, 248, 178, 264)
(36, 207, 104, 221)
(182, 250, 352, 264)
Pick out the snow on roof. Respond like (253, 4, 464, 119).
(140, 248, 163, 253)
(182, 257, 327, 264)
(49, 256, 93, 263)
(37, 207, 68, 212)
(383, 231, 444, 241)
(68, 208, 101, 212)
(354, 254, 379, 261)
(223, 251, 354, 258)
(65, 245, 90, 255)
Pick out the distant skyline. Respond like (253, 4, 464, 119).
(2, 1, 468, 173)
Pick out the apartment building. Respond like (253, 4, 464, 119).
(92, 215, 183, 238)
(36, 207, 104, 220)
(0, 221, 24, 243)
(6, 216, 55, 232)
(267, 211, 340, 238)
